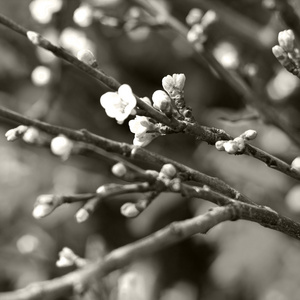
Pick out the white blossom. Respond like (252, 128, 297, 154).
(100, 84, 137, 124)
(129, 116, 158, 147)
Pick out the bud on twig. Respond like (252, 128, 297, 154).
(152, 90, 172, 116)
(77, 49, 98, 67)
(121, 202, 140, 218)
(112, 162, 127, 177)
(51, 135, 73, 159)
(278, 30, 295, 52)
(5, 125, 28, 141)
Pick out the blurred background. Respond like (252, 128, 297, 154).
(1, 0, 300, 299)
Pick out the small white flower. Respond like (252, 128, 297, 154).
(278, 29, 295, 52)
(162, 74, 186, 100)
(129, 116, 154, 136)
(100, 84, 137, 124)
(129, 116, 158, 147)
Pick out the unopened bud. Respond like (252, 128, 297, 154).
(242, 129, 257, 140)
(77, 49, 97, 67)
(152, 90, 172, 115)
(56, 247, 77, 268)
(215, 140, 226, 151)
(233, 136, 245, 151)
(32, 194, 59, 219)
(272, 45, 285, 59)
(76, 208, 89, 223)
(223, 141, 239, 154)
(112, 162, 127, 177)
(201, 10, 218, 28)
(291, 157, 300, 172)
(22, 127, 40, 144)
(186, 8, 203, 26)
(27, 31, 42, 45)
(160, 164, 177, 178)
(51, 135, 73, 158)
(121, 202, 140, 218)
(278, 30, 295, 52)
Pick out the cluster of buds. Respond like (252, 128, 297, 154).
(272, 30, 300, 78)
(32, 194, 62, 219)
(5, 125, 28, 142)
(6, 125, 49, 146)
(56, 247, 86, 268)
(100, 84, 137, 125)
(153, 73, 192, 120)
(215, 129, 257, 155)
(51, 135, 74, 160)
(186, 9, 217, 52)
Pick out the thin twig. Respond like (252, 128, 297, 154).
(3, 194, 300, 300)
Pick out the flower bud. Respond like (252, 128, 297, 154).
(56, 247, 77, 268)
(51, 135, 73, 158)
(291, 157, 300, 172)
(272, 45, 285, 59)
(22, 127, 40, 144)
(76, 208, 89, 223)
(121, 202, 140, 218)
(160, 164, 177, 179)
(278, 30, 295, 52)
(233, 136, 245, 151)
(187, 24, 205, 44)
(32, 194, 61, 219)
(186, 8, 203, 26)
(5, 125, 28, 142)
(73, 5, 93, 27)
(215, 140, 226, 151)
(162, 74, 186, 97)
(112, 162, 127, 177)
(140, 96, 152, 106)
(223, 141, 239, 154)
(242, 129, 257, 140)
(201, 10, 218, 28)
(27, 31, 42, 45)
(77, 49, 97, 67)
(152, 90, 172, 115)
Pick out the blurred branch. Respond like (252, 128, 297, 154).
(3, 188, 300, 299)
(191, 0, 276, 49)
